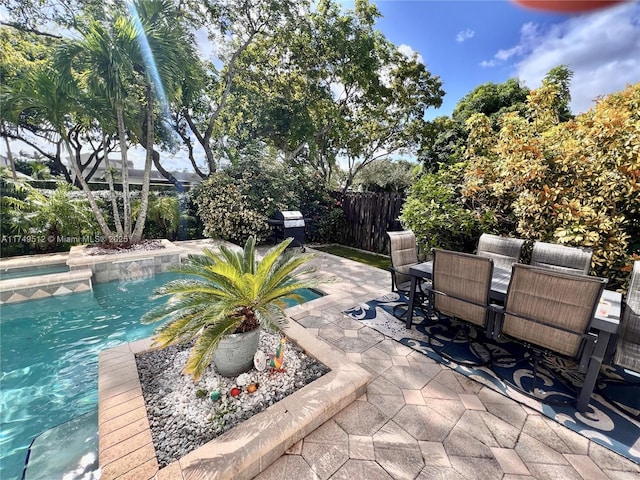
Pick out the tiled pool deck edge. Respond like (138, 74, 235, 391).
(0, 269, 93, 304)
(98, 316, 372, 480)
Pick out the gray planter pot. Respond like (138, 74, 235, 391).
(212, 328, 261, 377)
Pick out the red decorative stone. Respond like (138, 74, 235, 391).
(230, 387, 241, 397)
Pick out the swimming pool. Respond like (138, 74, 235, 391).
(0, 273, 323, 480)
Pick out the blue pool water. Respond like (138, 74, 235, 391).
(0, 273, 322, 480)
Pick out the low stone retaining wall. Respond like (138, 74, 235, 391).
(67, 239, 183, 283)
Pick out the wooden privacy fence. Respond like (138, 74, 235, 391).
(335, 191, 406, 254)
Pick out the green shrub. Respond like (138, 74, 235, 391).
(1, 173, 97, 254)
(194, 154, 334, 245)
(194, 173, 270, 244)
(316, 206, 347, 243)
(133, 194, 181, 240)
(400, 162, 490, 253)
(463, 82, 640, 287)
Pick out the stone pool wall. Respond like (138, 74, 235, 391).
(0, 240, 182, 303)
(67, 239, 183, 284)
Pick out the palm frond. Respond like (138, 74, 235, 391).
(151, 314, 197, 348)
(256, 303, 289, 332)
(259, 282, 314, 306)
(218, 244, 245, 273)
(242, 236, 256, 274)
(150, 278, 225, 299)
(256, 238, 294, 275)
(260, 256, 317, 297)
(141, 297, 207, 324)
(176, 253, 214, 269)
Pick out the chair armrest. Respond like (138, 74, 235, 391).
(389, 266, 398, 292)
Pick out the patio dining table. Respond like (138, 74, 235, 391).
(405, 261, 622, 361)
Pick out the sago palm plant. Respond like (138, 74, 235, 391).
(142, 237, 319, 380)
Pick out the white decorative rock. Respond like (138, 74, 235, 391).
(236, 373, 250, 387)
(253, 350, 267, 372)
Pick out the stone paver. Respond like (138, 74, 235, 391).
(348, 435, 375, 460)
(458, 393, 486, 411)
(301, 442, 348, 480)
(419, 441, 451, 467)
(491, 447, 531, 475)
(333, 399, 388, 436)
(564, 454, 609, 480)
(402, 389, 425, 405)
(331, 459, 393, 480)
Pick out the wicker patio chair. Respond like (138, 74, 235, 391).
(597, 261, 640, 414)
(476, 233, 526, 271)
(388, 230, 419, 293)
(530, 241, 592, 275)
(425, 249, 495, 366)
(387, 230, 428, 322)
(493, 264, 607, 413)
(614, 261, 640, 374)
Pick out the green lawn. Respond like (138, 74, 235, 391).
(313, 244, 391, 271)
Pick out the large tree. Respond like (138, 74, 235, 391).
(2, 64, 116, 239)
(452, 77, 530, 128)
(125, 0, 194, 242)
(418, 67, 574, 173)
(220, 0, 444, 190)
(169, 0, 305, 176)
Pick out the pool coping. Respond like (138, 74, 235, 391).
(97, 309, 372, 479)
(0, 269, 94, 304)
(0, 251, 70, 270)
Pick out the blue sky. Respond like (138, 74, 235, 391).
(366, 0, 640, 119)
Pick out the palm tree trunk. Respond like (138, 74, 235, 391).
(63, 136, 114, 240)
(116, 102, 132, 239)
(3, 134, 17, 180)
(131, 84, 154, 243)
(102, 132, 124, 236)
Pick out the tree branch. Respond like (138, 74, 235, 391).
(0, 21, 63, 39)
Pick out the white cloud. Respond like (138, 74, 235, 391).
(480, 59, 498, 68)
(398, 44, 424, 65)
(456, 28, 475, 43)
(480, 3, 640, 113)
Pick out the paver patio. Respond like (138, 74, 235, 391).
(247, 243, 640, 480)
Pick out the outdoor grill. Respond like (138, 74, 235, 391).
(268, 210, 307, 251)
